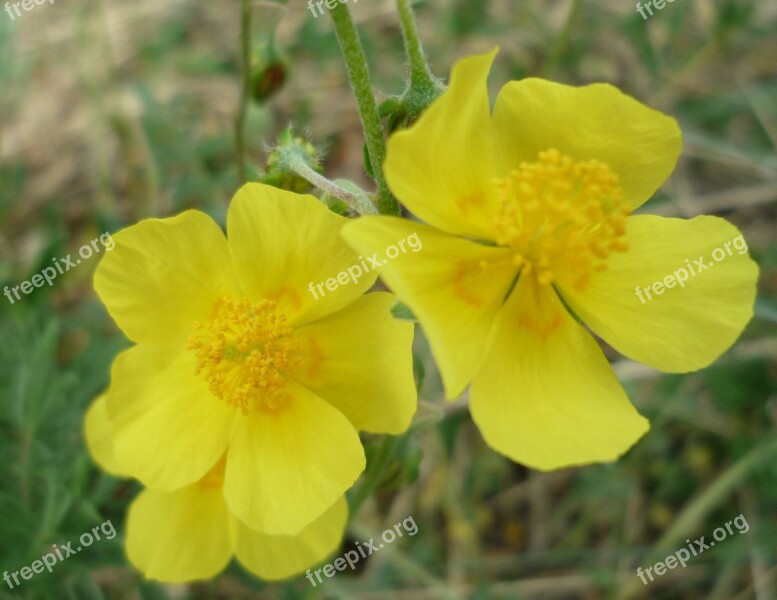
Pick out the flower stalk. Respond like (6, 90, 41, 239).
(235, 0, 252, 184)
(329, 4, 398, 215)
(396, 0, 439, 94)
(282, 150, 378, 215)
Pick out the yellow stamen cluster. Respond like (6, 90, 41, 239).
(187, 297, 302, 414)
(493, 148, 630, 290)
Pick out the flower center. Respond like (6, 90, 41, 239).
(492, 148, 630, 290)
(187, 297, 302, 414)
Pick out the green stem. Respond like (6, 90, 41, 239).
(285, 153, 378, 215)
(235, 0, 252, 184)
(349, 435, 399, 518)
(329, 4, 397, 215)
(396, 0, 436, 91)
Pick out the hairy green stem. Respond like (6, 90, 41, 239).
(285, 153, 377, 215)
(396, 0, 436, 91)
(329, 4, 397, 214)
(235, 0, 252, 184)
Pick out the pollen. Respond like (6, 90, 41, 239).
(186, 297, 302, 414)
(492, 148, 630, 290)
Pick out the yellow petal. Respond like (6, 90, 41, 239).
(94, 211, 240, 345)
(126, 484, 232, 583)
(227, 183, 377, 327)
(223, 381, 365, 536)
(84, 393, 130, 478)
(292, 292, 417, 434)
(342, 217, 516, 399)
(492, 78, 682, 211)
(107, 344, 236, 490)
(558, 215, 758, 372)
(384, 49, 501, 239)
(232, 496, 347, 581)
(471, 273, 649, 470)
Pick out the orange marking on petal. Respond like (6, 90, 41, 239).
(518, 313, 563, 340)
(456, 191, 486, 216)
(256, 393, 292, 414)
(266, 286, 303, 311)
(305, 336, 325, 380)
(198, 455, 227, 489)
(452, 262, 485, 307)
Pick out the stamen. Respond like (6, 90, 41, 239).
(186, 297, 302, 414)
(492, 149, 629, 290)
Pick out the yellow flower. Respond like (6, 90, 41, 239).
(342, 49, 758, 471)
(92, 183, 417, 536)
(86, 394, 346, 582)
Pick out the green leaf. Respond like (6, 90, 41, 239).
(390, 301, 417, 322)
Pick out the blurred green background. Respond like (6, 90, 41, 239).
(1, 0, 776, 598)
